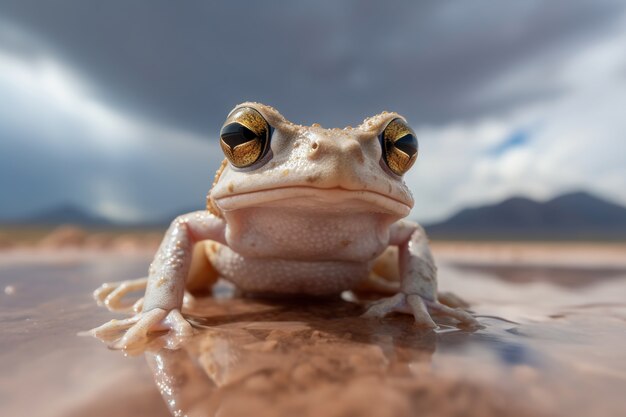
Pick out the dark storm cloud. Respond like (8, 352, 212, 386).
(2, 0, 626, 222)
(1, 0, 624, 134)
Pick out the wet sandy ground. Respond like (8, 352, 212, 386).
(1, 244, 625, 417)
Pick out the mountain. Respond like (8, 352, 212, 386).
(425, 191, 626, 240)
(6, 204, 115, 227)
(1, 204, 204, 228)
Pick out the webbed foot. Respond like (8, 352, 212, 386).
(362, 292, 479, 329)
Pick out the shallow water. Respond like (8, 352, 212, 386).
(1, 248, 625, 417)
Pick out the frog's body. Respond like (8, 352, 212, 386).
(195, 194, 400, 296)
(91, 103, 477, 350)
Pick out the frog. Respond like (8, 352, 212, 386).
(90, 102, 478, 350)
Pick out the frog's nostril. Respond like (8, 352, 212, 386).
(307, 140, 321, 160)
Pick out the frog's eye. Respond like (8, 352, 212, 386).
(381, 118, 418, 176)
(220, 107, 270, 168)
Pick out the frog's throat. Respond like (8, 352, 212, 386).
(213, 186, 411, 217)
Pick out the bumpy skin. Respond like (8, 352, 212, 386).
(90, 103, 478, 350)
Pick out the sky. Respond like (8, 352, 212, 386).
(1, 0, 625, 223)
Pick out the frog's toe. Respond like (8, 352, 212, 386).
(93, 283, 115, 305)
(406, 294, 437, 328)
(424, 299, 481, 328)
(362, 293, 437, 328)
(437, 291, 470, 309)
(85, 315, 142, 343)
(93, 278, 148, 312)
(113, 309, 194, 352)
(111, 308, 169, 351)
(86, 309, 194, 353)
(163, 309, 195, 338)
(363, 293, 479, 329)
(361, 293, 410, 318)
(132, 297, 144, 313)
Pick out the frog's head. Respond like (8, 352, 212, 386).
(208, 102, 417, 220)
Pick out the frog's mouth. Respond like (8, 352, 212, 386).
(214, 186, 411, 216)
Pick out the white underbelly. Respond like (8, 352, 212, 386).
(211, 246, 370, 295)
(222, 207, 392, 262)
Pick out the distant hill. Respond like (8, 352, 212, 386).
(1, 204, 202, 228)
(8, 204, 114, 227)
(425, 192, 626, 240)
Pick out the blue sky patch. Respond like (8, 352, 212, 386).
(489, 128, 533, 156)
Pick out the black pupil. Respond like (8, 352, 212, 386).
(393, 134, 418, 157)
(220, 123, 260, 148)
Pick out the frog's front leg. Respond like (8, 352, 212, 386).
(89, 211, 227, 349)
(363, 220, 479, 329)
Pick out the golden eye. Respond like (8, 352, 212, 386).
(381, 118, 418, 176)
(219, 107, 270, 168)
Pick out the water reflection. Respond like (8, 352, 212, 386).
(142, 296, 534, 417)
(136, 264, 626, 417)
(3, 251, 625, 417)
